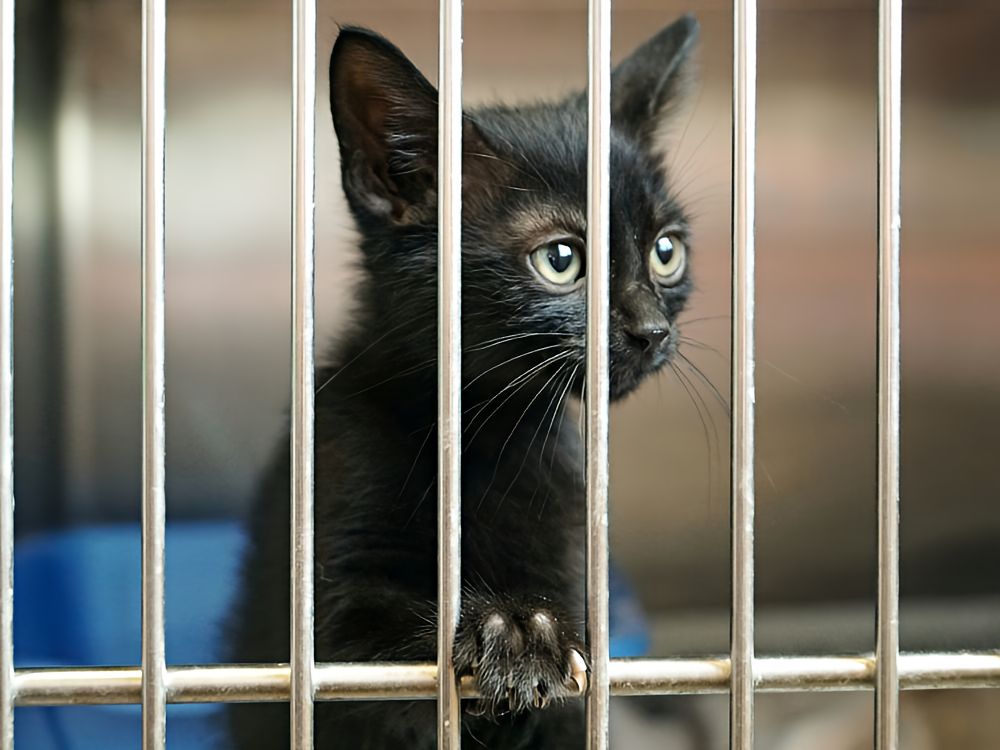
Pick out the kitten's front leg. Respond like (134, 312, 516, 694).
(454, 591, 588, 716)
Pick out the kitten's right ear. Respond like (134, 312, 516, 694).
(611, 14, 699, 151)
(329, 27, 439, 224)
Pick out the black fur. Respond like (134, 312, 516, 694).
(226, 15, 698, 749)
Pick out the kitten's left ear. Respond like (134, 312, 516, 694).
(329, 27, 441, 225)
(611, 14, 699, 150)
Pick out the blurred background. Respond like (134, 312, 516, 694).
(11, 0, 1000, 747)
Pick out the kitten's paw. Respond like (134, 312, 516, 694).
(456, 608, 588, 717)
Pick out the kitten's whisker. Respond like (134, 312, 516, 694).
(539, 363, 577, 472)
(463, 351, 573, 448)
(478, 362, 570, 512)
(340, 356, 436, 399)
(678, 314, 728, 327)
(475, 129, 557, 192)
(671, 356, 726, 505)
(524, 361, 574, 469)
(397, 422, 436, 499)
(404, 479, 436, 529)
(549, 364, 579, 475)
(680, 335, 725, 359)
(517, 360, 574, 496)
(760, 461, 778, 492)
(391, 165, 426, 176)
(666, 80, 705, 176)
(511, 364, 571, 515)
(669, 113, 719, 197)
(463, 344, 566, 390)
(468, 390, 561, 453)
(466, 331, 566, 353)
(315, 319, 433, 394)
(672, 359, 722, 458)
(466, 349, 571, 419)
(459, 380, 529, 434)
(532, 363, 579, 516)
(668, 361, 717, 505)
(761, 359, 849, 412)
(669, 181, 726, 210)
(675, 350, 729, 412)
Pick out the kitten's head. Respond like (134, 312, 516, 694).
(330, 17, 698, 401)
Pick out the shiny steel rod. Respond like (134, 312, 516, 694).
(0, 1, 13, 748)
(585, 0, 611, 747)
(291, 0, 317, 746)
(875, 0, 903, 748)
(730, 0, 757, 748)
(436, 0, 463, 747)
(140, 0, 168, 746)
(12, 652, 1000, 706)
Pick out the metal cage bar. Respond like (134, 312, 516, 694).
(875, 0, 903, 748)
(436, 0, 463, 747)
(11, 652, 1000, 706)
(0, 1, 13, 747)
(140, 0, 168, 746)
(291, 0, 318, 745)
(585, 0, 612, 747)
(730, 0, 757, 748)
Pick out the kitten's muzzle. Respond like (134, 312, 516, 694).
(624, 322, 670, 354)
(619, 285, 672, 355)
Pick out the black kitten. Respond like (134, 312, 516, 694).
(227, 15, 698, 750)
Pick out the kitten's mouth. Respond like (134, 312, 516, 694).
(619, 326, 679, 398)
(567, 330, 676, 402)
(610, 354, 668, 401)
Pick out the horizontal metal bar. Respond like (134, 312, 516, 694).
(11, 653, 1000, 706)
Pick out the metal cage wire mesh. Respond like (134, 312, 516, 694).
(0, 1, 998, 750)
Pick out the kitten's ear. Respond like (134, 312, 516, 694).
(329, 27, 440, 224)
(611, 14, 699, 150)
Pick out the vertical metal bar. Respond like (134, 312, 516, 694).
(0, 1, 13, 747)
(730, 0, 757, 747)
(875, 0, 902, 747)
(140, 0, 167, 746)
(291, 0, 317, 745)
(585, 0, 611, 747)
(437, 0, 462, 746)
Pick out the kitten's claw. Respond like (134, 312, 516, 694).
(567, 648, 588, 695)
(533, 681, 550, 709)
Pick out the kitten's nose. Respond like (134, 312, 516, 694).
(625, 324, 669, 353)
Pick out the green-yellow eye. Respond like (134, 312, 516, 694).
(530, 240, 583, 287)
(650, 234, 686, 285)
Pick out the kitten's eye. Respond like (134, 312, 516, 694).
(530, 240, 584, 287)
(649, 234, 687, 285)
